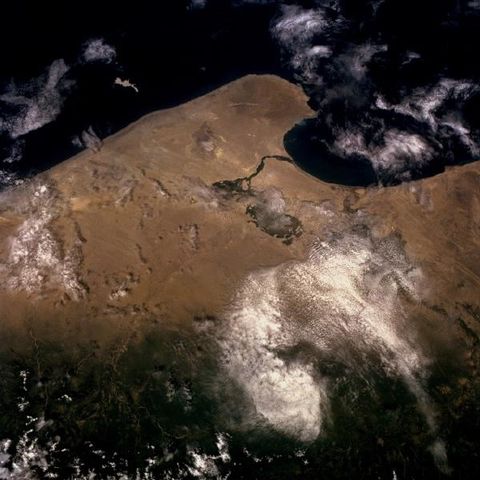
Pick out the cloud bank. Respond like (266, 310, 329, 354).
(220, 228, 447, 471)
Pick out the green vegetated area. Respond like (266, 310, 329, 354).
(0, 313, 479, 479)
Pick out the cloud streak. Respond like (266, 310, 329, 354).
(0, 38, 118, 170)
(273, 0, 480, 184)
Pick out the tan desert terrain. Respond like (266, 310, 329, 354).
(0, 74, 478, 346)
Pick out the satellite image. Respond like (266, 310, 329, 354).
(1, 1, 480, 479)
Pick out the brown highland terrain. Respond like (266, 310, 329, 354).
(0, 74, 478, 346)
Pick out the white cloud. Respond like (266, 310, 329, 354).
(3, 183, 85, 300)
(187, 433, 231, 478)
(0, 169, 22, 188)
(220, 268, 326, 441)
(372, 78, 480, 173)
(271, 5, 336, 83)
(272, 5, 329, 47)
(1, 140, 24, 164)
(376, 78, 479, 131)
(333, 128, 435, 180)
(0, 39, 117, 144)
(0, 59, 72, 139)
(81, 38, 117, 63)
(220, 228, 445, 461)
(190, 0, 207, 8)
(114, 76, 139, 93)
(72, 125, 102, 152)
